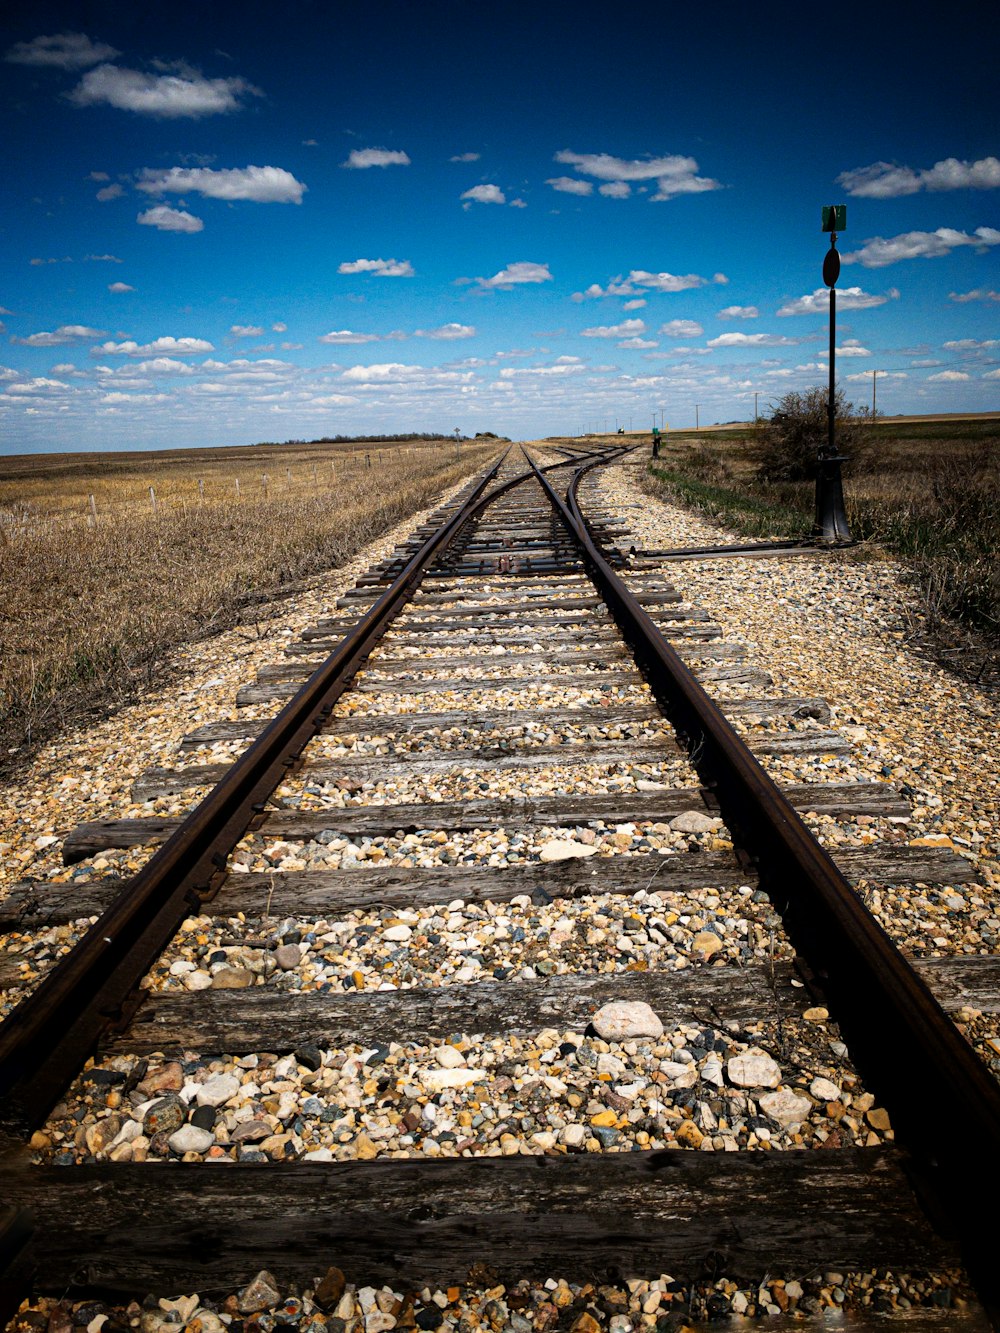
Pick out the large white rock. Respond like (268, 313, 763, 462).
(810, 1076, 841, 1102)
(539, 838, 599, 862)
(432, 1044, 466, 1069)
(591, 1000, 664, 1041)
(727, 1050, 782, 1088)
(383, 924, 412, 942)
(168, 1124, 215, 1154)
(759, 1089, 812, 1127)
(196, 1073, 241, 1108)
(418, 1067, 486, 1093)
(668, 810, 722, 834)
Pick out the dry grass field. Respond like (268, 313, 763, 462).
(641, 416, 1000, 674)
(0, 437, 499, 769)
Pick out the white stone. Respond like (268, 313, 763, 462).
(418, 1068, 486, 1093)
(597, 1053, 627, 1078)
(168, 1125, 215, 1153)
(538, 838, 599, 862)
(668, 810, 722, 834)
(197, 1073, 241, 1108)
(759, 1089, 812, 1127)
(560, 1124, 586, 1148)
(727, 1049, 782, 1088)
(702, 1056, 725, 1087)
(383, 924, 412, 942)
(432, 1044, 466, 1069)
(183, 970, 213, 991)
(810, 1076, 841, 1102)
(591, 1000, 664, 1041)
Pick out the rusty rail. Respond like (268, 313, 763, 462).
(531, 449, 1000, 1315)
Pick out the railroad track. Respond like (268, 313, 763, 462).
(1, 442, 998, 1330)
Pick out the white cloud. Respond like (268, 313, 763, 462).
(13, 325, 104, 346)
(96, 183, 124, 202)
(137, 205, 203, 233)
(5, 377, 69, 394)
(617, 337, 658, 349)
(84, 253, 122, 262)
(660, 319, 703, 338)
(101, 391, 171, 404)
(845, 370, 906, 382)
(554, 149, 722, 201)
(843, 227, 1000, 268)
(318, 330, 381, 345)
(337, 257, 414, 277)
(984, 369, 1000, 380)
(475, 261, 553, 289)
(706, 332, 801, 347)
(718, 305, 759, 319)
(461, 184, 506, 205)
(546, 176, 593, 196)
(231, 325, 264, 337)
(776, 286, 899, 316)
(943, 338, 1000, 351)
(838, 156, 1000, 198)
(415, 324, 476, 340)
(135, 358, 194, 374)
(5, 32, 119, 69)
(510, 198, 527, 208)
(92, 336, 214, 356)
(950, 288, 1000, 303)
(69, 64, 259, 117)
(450, 152, 480, 163)
(927, 370, 971, 381)
(137, 165, 306, 204)
(572, 269, 713, 299)
(340, 363, 472, 385)
(342, 148, 410, 169)
(309, 394, 359, 406)
(272, 322, 287, 333)
(599, 182, 631, 198)
(581, 318, 646, 339)
(817, 339, 871, 358)
(499, 359, 586, 378)
(622, 299, 646, 310)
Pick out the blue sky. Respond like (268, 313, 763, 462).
(1, 0, 997, 452)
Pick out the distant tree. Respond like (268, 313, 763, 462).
(754, 387, 872, 482)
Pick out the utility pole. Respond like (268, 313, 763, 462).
(872, 370, 879, 418)
(754, 391, 759, 422)
(695, 404, 700, 429)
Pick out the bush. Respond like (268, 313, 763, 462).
(754, 387, 872, 482)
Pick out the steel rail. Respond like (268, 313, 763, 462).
(0, 446, 614, 1135)
(0, 449, 585, 1136)
(529, 449, 1000, 1315)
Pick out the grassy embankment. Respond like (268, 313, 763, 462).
(643, 418, 1000, 662)
(0, 437, 499, 768)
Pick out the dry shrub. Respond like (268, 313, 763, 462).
(0, 445, 495, 767)
(754, 387, 872, 482)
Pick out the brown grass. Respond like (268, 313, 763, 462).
(644, 418, 1000, 678)
(0, 438, 498, 769)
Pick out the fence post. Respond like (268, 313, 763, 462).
(88, 494, 97, 527)
(262, 473, 269, 498)
(198, 478, 204, 505)
(149, 486, 158, 514)
(235, 477, 241, 499)
(286, 467, 292, 490)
